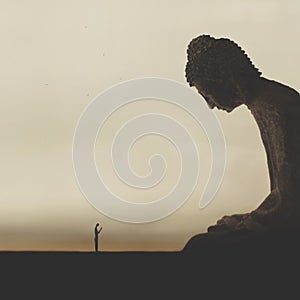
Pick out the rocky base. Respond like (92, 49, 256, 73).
(183, 226, 300, 256)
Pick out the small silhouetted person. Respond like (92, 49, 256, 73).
(94, 223, 102, 252)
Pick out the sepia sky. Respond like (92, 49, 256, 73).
(0, 0, 299, 251)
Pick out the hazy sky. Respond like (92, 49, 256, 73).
(0, 0, 299, 251)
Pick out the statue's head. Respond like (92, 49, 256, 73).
(185, 35, 261, 112)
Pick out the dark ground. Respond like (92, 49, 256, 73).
(1, 230, 299, 298)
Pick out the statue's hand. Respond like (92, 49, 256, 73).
(207, 214, 248, 232)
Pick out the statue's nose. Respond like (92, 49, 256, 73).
(203, 95, 215, 109)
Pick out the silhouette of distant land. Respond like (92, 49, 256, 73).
(0, 231, 299, 295)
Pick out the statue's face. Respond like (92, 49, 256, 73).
(193, 80, 242, 112)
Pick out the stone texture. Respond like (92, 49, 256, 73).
(185, 35, 300, 234)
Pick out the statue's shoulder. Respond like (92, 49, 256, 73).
(259, 78, 299, 107)
(262, 78, 299, 97)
